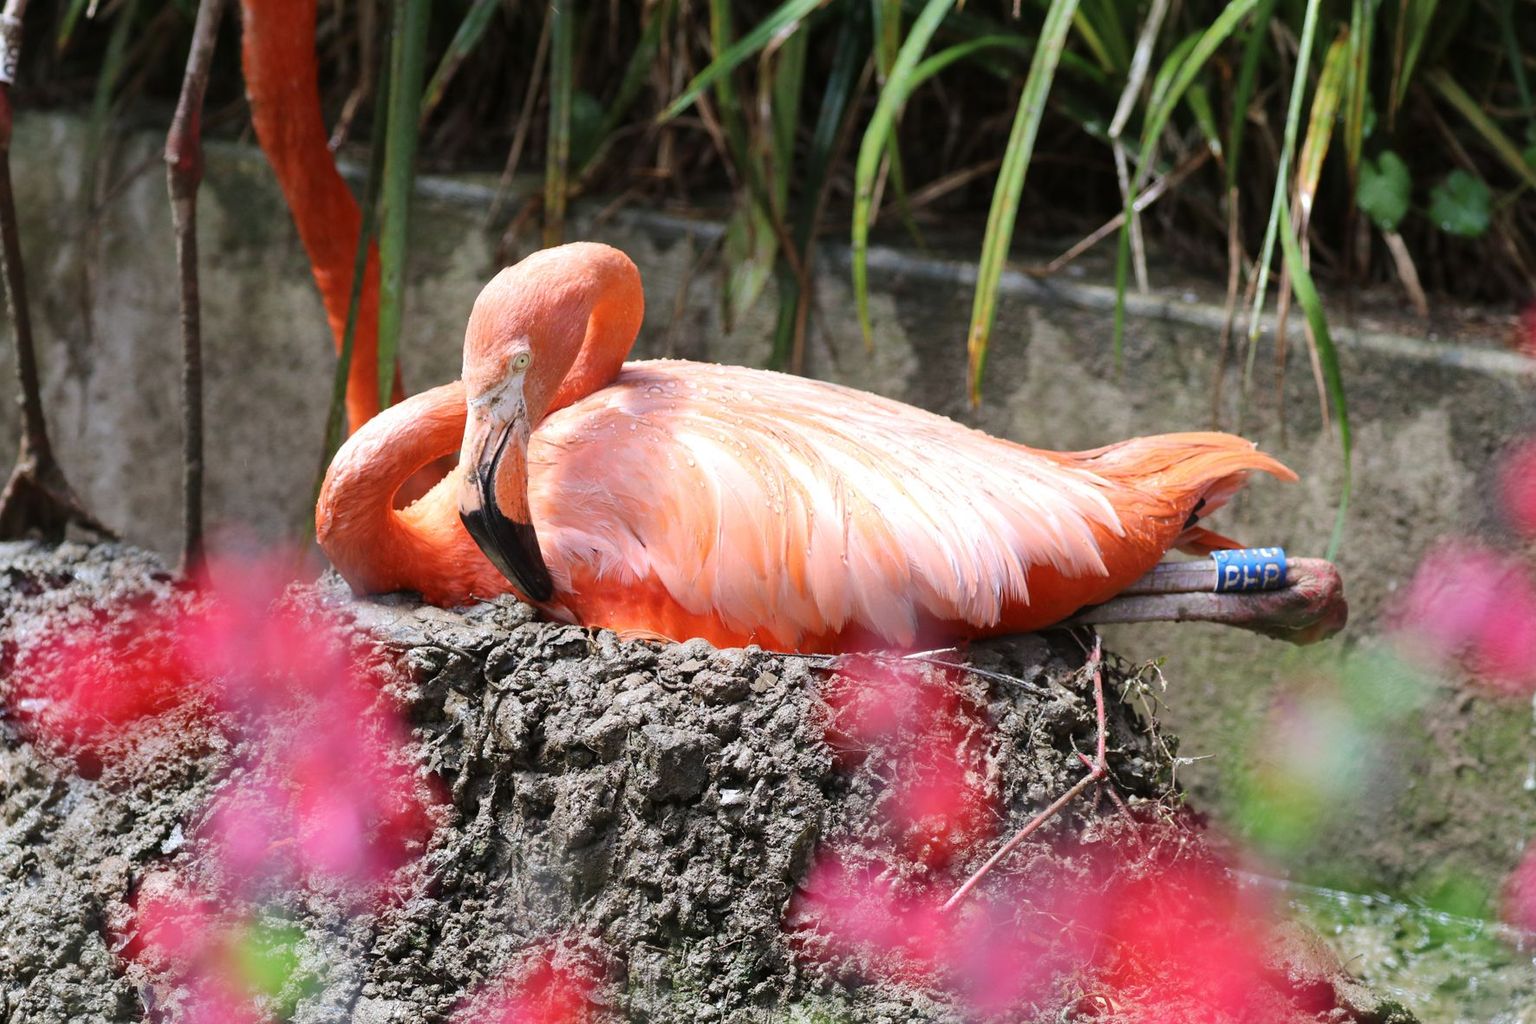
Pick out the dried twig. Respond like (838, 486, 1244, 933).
(943, 636, 1109, 912)
(165, 0, 228, 577)
(1028, 149, 1211, 277)
(0, 0, 113, 542)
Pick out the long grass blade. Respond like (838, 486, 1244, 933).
(658, 0, 826, 121)
(872, 0, 901, 80)
(1390, 0, 1439, 122)
(1296, 32, 1350, 229)
(1428, 68, 1536, 191)
(56, 0, 91, 50)
(376, 0, 431, 414)
(544, 0, 574, 245)
(1242, 0, 1324, 384)
(771, 3, 867, 369)
(1110, 0, 1260, 359)
(1495, 0, 1531, 119)
(1225, 0, 1279, 190)
(421, 0, 502, 121)
(852, 0, 954, 346)
(965, 0, 1080, 404)
(705, 0, 781, 326)
(1277, 188, 1350, 559)
(1343, 0, 1376, 181)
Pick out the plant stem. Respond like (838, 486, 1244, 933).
(165, 0, 228, 578)
(943, 636, 1107, 912)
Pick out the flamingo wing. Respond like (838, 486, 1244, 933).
(528, 360, 1138, 647)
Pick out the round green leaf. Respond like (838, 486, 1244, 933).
(1428, 169, 1492, 238)
(1356, 150, 1410, 232)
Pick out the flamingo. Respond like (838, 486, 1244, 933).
(317, 243, 1345, 654)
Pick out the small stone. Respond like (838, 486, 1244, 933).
(635, 725, 717, 803)
(693, 669, 748, 704)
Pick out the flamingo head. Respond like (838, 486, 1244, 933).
(456, 243, 643, 604)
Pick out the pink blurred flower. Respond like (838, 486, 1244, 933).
(1499, 439, 1536, 541)
(1391, 541, 1536, 694)
(1502, 844, 1536, 933)
(452, 945, 600, 1024)
(9, 607, 207, 755)
(1518, 302, 1536, 359)
(1097, 858, 1274, 1018)
(791, 850, 1096, 1016)
(887, 729, 995, 869)
(819, 659, 996, 867)
(790, 853, 951, 983)
(119, 874, 222, 972)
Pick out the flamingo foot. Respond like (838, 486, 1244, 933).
(0, 454, 115, 543)
(1067, 557, 1347, 645)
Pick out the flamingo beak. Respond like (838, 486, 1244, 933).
(458, 395, 555, 603)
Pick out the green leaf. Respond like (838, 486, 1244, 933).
(1225, 0, 1279, 191)
(1296, 31, 1352, 223)
(722, 204, 775, 330)
(421, 0, 502, 120)
(376, 0, 432, 415)
(1427, 69, 1536, 192)
(1276, 189, 1351, 560)
(1114, 0, 1261, 358)
(657, 0, 827, 121)
(1343, 0, 1378, 179)
(851, 0, 956, 347)
(966, 0, 1081, 403)
(1356, 150, 1410, 231)
(569, 91, 606, 171)
(544, 0, 575, 246)
(1241, 0, 1325, 382)
(1428, 169, 1491, 238)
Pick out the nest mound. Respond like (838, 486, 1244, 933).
(0, 541, 1410, 1022)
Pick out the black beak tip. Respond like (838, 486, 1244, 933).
(460, 505, 555, 603)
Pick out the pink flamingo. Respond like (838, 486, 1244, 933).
(318, 243, 1344, 653)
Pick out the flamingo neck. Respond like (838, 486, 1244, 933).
(317, 383, 485, 603)
(541, 254, 646, 418)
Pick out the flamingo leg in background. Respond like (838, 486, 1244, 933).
(165, 0, 229, 577)
(239, 0, 399, 432)
(0, 0, 113, 542)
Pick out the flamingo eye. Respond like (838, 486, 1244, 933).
(510, 352, 531, 372)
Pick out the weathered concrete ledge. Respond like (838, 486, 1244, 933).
(1, 111, 1534, 897)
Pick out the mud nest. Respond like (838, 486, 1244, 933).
(0, 541, 1412, 1023)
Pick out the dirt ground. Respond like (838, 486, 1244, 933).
(0, 541, 1414, 1022)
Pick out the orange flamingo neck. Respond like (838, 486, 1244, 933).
(316, 382, 500, 606)
(543, 248, 646, 417)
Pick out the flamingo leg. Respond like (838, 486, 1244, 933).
(165, 0, 229, 577)
(0, 0, 113, 543)
(1067, 557, 1347, 645)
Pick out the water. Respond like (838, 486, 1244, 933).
(1246, 874, 1536, 1022)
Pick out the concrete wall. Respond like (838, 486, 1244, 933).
(4, 112, 1535, 898)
